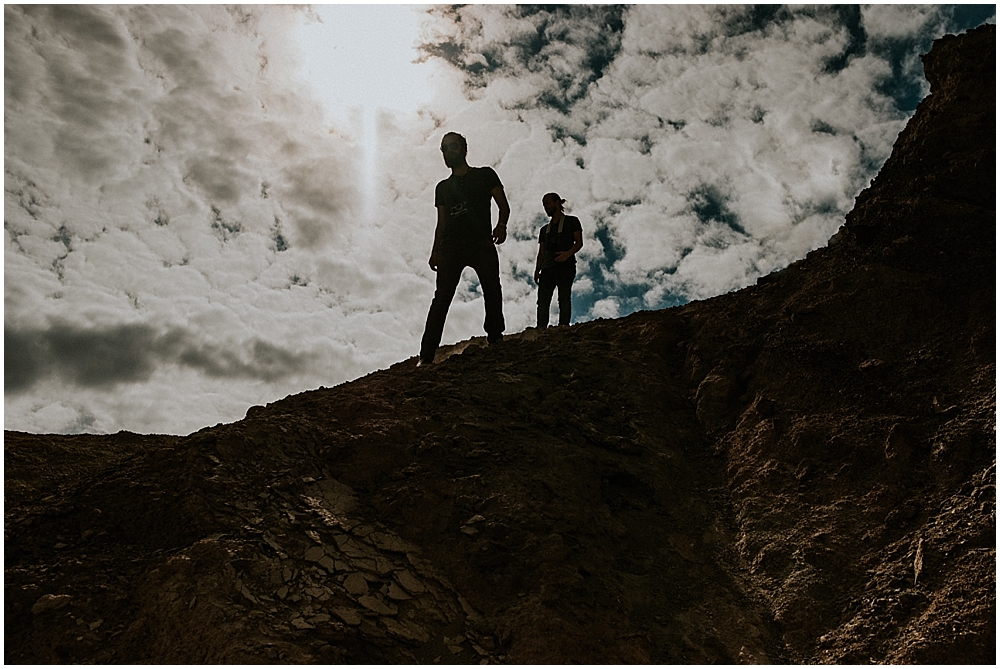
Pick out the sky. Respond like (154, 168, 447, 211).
(4, 3, 995, 436)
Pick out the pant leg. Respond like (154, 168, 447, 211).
(556, 264, 576, 326)
(420, 255, 465, 361)
(536, 269, 557, 329)
(469, 244, 505, 338)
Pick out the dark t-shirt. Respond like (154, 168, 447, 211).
(538, 215, 583, 268)
(434, 166, 503, 249)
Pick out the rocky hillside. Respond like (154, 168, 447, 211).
(4, 24, 994, 664)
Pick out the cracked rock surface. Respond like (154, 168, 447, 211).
(4, 24, 995, 665)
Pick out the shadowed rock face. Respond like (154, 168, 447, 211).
(4, 24, 994, 665)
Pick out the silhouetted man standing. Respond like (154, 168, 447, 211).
(419, 132, 509, 365)
(534, 192, 583, 328)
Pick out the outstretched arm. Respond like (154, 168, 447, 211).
(491, 185, 510, 244)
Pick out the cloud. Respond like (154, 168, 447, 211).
(420, 5, 626, 112)
(4, 320, 324, 393)
(3, 5, 386, 433)
(416, 3, 972, 310)
(4, 4, 991, 435)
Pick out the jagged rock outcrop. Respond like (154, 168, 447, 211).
(5, 25, 994, 664)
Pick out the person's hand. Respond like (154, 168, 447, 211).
(555, 250, 573, 262)
(533, 267, 541, 284)
(428, 250, 438, 271)
(492, 223, 507, 244)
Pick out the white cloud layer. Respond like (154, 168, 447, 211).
(4, 4, 991, 435)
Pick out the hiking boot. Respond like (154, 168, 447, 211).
(487, 332, 504, 346)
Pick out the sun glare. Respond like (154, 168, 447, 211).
(297, 5, 436, 216)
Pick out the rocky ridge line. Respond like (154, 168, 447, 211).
(4, 24, 994, 664)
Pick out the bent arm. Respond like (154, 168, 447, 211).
(491, 185, 510, 244)
(554, 230, 583, 262)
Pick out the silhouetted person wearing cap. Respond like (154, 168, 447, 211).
(419, 132, 509, 365)
(534, 193, 583, 328)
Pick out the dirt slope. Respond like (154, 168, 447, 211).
(4, 24, 994, 664)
